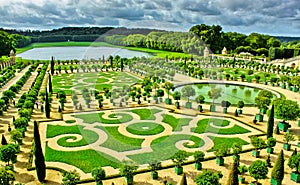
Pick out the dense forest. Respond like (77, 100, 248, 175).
(1, 25, 300, 60)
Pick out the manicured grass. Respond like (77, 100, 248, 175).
(126, 122, 165, 135)
(210, 119, 230, 127)
(45, 144, 120, 173)
(162, 114, 192, 131)
(130, 108, 162, 120)
(73, 112, 133, 124)
(207, 136, 249, 152)
(124, 46, 191, 58)
(192, 118, 250, 135)
(65, 120, 76, 124)
(128, 134, 204, 164)
(47, 125, 99, 147)
(97, 126, 144, 152)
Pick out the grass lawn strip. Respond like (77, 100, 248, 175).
(207, 136, 249, 152)
(129, 108, 162, 120)
(162, 114, 192, 131)
(126, 122, 165, 135)
(73, 112, 133, 124)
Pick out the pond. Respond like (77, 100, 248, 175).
(17, 46, 152, 60)
(175, 82, 276, 105)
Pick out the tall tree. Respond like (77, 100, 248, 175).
(0, 31, 14, 57)
(271, 150, 284, 184)
(267, 104, 275, 138)
(34, 121, 46, 182)
(48, 73, 52, 93)
(45, 88, 50, 118)
(226, 159, 239, 185)
(50, 56, 55, 75)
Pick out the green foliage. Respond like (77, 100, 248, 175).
(148, 160, 161, 172)
(171, 150, 190, 167)
(267, 104, 275, 138)
(250, 136, 267, 150)
(34, 121, 46, 182)
(271, 150, 284, 182)
(130, 108, 161, 120)
(119, 161, 138, 178)
(288, 154, 300, 173)
(283, 132, 295, 144)
(238, 165, 248, 175)
(254, 96, 271, 111)
(194, 151, 205, 163)
(181, 85, 196, 102)
(274, 99, 300, 121)
(173, 91, 181, 102)
(162, 114, 192, 131)
(62, 170, 80, 185)
(249, 160, 268, 182)
(195, 170, 222, 185)
(237, 100, 244, 108)
(0, 144, 17, 165)
(196, 95, 205, 104)
(91, 167, 106, 184)
(214, 144, 229, 157)
(9, 129, 23, 144)
(0, 166, 15, 185)
(267, 137, 276, 148)
(1, 135, 7, 146)
(208, 88, 222, 104)
(0, 31, 14, 57)
(231, 143, 242, 155)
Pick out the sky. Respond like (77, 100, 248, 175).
(0, 0, 300, 36)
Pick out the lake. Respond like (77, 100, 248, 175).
(17, 46, 152, 60)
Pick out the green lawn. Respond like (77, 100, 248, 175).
(162, 114, 192, 131)
(126, 122, 165, 135)
(192, 118, 250, 135)
(73, 112, 133, 124)
(207, 136, 249, 152)
(130, 108, 162, 120)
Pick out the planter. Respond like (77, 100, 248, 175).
(194, 162, 202, 170)
(197, 105, 203, 112)
(216, 157, 224, 166)
(159, 97, 163, 103)
(238, 175, 245, 184)
(288, 86, 292, 91)
(278, 122, 290, 132)
(252, 150, 260, 158)
(185, 102, 192, 109)
(165, 98, 172, 105)
(260, 108, 266, 114)
(281, 83, 286, 89)
(271, 83, 275, 87)
(263, 81, 268, 85)
(174, 166, 183, 175)
(255, 114, 264, 122)
(247, 78, 252, 83)
(283, 143, 291, 151)
(210, 105, 216, 112)
(175, 102, 180, 109)
(198, 75, 202, 80)
(271, 178, 282, 185)
(125, 176, 134, 185)
(151, 171, 158, 179)
(298, 120, 300, 127)
(293, 87, 298, 92)
(237, 109, 243, 114)
(223, 107, 228, 113)
(267, 147, 274, 154)
(291, 172, 300, 182)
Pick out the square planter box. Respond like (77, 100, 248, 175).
(247, 78, 252, 83)
(151, 171, 158, 179)
(283, 143, 291, 151)
(260, 108, 266, 114)
(159, 98, 163, 103)
(238, 176, 245, 184)
(271, 178, 282, 185)
(194, 162, 202, 170)
(282, 83, 286, 89)
(278, 122, 290, 132)
(175, 102, 180, 109)
(125, 176, 134, 185)
(298, 120, 300, 127)
(291, 172, 300, 183)
(263, 81, 268, 85)
(185, 102, 192, 109)
(197, 105, 203, 112)
(267, 147, 274, 154)
(216, 157, 224, 166)
(165, 98, 172, 105)
(174, 166, 183, 175)
(252, 150, 260, 158)
(210, 105, 216, 112)
(237, 109, 243, 114)
(255, 114, 264, 122)
(223, 108, 228, 113)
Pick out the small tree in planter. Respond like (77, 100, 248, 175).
(208, 88, 222, 112)
(91, 167, 106, 185)
(237, 100, 244, 114)
(62, 170, 80, 185)
(274, 99, 300, 132)
(119, 161, 138, 185)
(249, 160, 268, 185)
(193, 151, 205, 170)
(231, 143, 242, 162)
(148, 160, 161, 179)
(195, 95, 205, 112)
(238, 165, 248, 184)
(163, 82, 174, 105)
(283, 132, 295, 151)
(170, 150, 190, 175)
(288, 153, 300, 182)
(271, 150, 284, 185)
(181, 85, 195, 109)
(266, 137, 276, 154)
(195, 170, 222, 185)
(221, 100, 231, 113)
(156, 89, 164, 103)
(250, 136, 266, 158)
(254, 96, 271, 122)
(226, 159, 239, 185)
(214, 144, 229, 166)
(173, 91, 181, 109)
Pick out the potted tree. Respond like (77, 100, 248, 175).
(208, 88, 222, 112)
(232, 143, 242, 161)
(163, 82, 174, 105)
(91, 167, 106, 185)
(119, 161, 138, 185)
(195, 95, 205, 112)
(181, 85, 196, 109)
(156, 89, 164, 103)
(214, 144, 229, 166)
(193, 151, 205, 170)
(173, 91, 181, 109)
(237, 100, 245, 114)
(249, 160, 268, 185)
(274, 99, 300, 132)
(288, 154, 300, 182)
(283, 132, 295, 151)
(221, 100, 231, 113)
(266, 137, 276, 154)
(148, 160, 161, 179)
(254, 96, 271, 122)
(170, 150, 189, 175)
(251, 136, 266, 158)
(238, 165, 248, 184)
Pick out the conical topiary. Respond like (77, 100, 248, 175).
(226, 159, 239, 185)
(34, 121, 46, 182)
(1, 134, 7, 145)
(179, 173, 187, 185)
(271, 150, 284, 184)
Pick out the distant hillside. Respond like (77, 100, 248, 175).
(274, 36, 300, 43)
